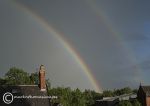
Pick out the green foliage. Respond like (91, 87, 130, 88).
(5, 67, 31, 85)
(46, 79, 51, 89)
(83, 90, 96, 106)
(132, 99, 141, 106)
(71, 88, 86, 106)
(48, 87, 139, 106)
(114, 87, 132, 96)
(133, 89, 138, 94)
(48, 87, 102, 106)
(91, 91, 102, 100)
(117, 99, 141, 106)
(102, 90, 114, 97)
(30, 72, 39, 84)
(118, 100, 132, 106)
(0, 78, 7, 85)
(48, 87, 73, 106)
(3, 67, 51, 87)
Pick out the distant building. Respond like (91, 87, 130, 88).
(0, 65, 51, 106)
(137, 85, 150, 106)
(95, 94, 137, 106)
(118, 94, 137, 101)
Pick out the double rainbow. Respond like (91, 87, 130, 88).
(11, 1, 102, 93)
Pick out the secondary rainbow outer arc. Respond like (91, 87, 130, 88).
(11, 1, 102, 93)
(86, 1, 143, 83)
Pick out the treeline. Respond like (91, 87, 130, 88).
(48, 87, 140, 106)
(102, 87, 137, 97)
(48, 87, 101, 106)
(0, 67, 50, 85)
(0, 67, 140, 106)
(118, 100, 141, 106)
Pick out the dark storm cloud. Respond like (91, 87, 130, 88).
(134, 59, 150, 71)
(1, 0, 150, 90)
(124, 33, 149, 41)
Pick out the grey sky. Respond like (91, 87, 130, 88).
(1, 0, 150, 91)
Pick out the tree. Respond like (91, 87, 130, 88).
(5, 67, 31, 85)
(48, 87, 72, 106)
(30, 72, 39, 84)
(132, 99, 141, 106)
(121, 87, 132, 94)
(90, 90, 102, 100)
(0, 78, 7, 85)
(133, 89, 138, 94)
(46, 79, 51, 89)
(71, 88, 86, 106)
(48, 87, 87, 106)
(83, 90, 94, 106)
(102, 90, 114, 97)
(118, 101, 132, 106)
(114, 87, 132, 96)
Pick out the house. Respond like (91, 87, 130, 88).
(118, 93, 137, 101)
(137, 85, 150, 106)
(95, 94, 137, 106)
(0, 65, 51, 106)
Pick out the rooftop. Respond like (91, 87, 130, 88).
(141, 86, 150, 96)
(0, 85, 50, 106)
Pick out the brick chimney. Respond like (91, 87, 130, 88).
(39, 65, 46, 91)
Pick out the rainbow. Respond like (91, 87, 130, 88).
(86, 1, 143, 83)
(11, 1, 102, 93)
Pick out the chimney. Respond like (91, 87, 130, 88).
(39, 65, 46, 91)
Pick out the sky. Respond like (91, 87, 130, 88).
(1, 0, 150, 91)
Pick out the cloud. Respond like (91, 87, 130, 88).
(124, 33, 149, 41)
(134, 59, 150, 71)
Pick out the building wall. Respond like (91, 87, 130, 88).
(146, 97, 150, 106)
